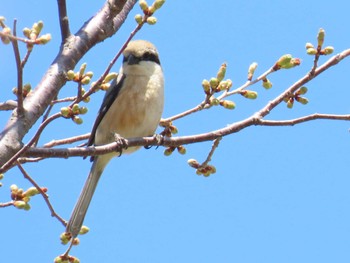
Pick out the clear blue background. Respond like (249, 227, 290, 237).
(1, 1, 350, 262)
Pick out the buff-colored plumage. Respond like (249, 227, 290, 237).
(66, 40, 164, 237)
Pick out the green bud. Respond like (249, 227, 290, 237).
(280, 58, 301, 69)
(220, 100, 236, 109)
(296, 86, 308, 95)
(187, 159, 200, 168)
(60, 107, 71, 117)
(100, 83, 111, 91)
(226, 79, 233, 90)
(262, 78, 272, 89)
(104, 72, 118, 83)
(276, 54, 292, 68)
(135, 14, 143, 24)
(153, 0, 166, 10)
(306, 48, 317, 55)
(164, 147, 175, 156)
(22, 27, 31, 38)
(296, 96, 308, 105)
(217, 81, 229, 91)
(139, 0, 149, 11)
(13, 201, 27, 209)
(209, 97, 220, 106)
(177, 145, 186, 155)
(146, 16, 157, 25)
(209, 77, 219, 89)
(79, 106, 88, 115)
(60, 232, 71, 245)
(67, 70, 75, 80)
(305, 42, 314, 49)
(169, 125, 178, 134)
(0, 173, 4, 180)
(216, 63, 227, 82)
(242, 90, 258, 99)
(79, 226, 90, 235)
(10, 184, 18, 192)
(84, 71, 94, 78)
(70, 256, 80, 263)
(73, 116, 83, 125)
(79, 63, 87, 77)
(202, 79, 211, 94)
(287, 98, 294, 109)
(36, 33, 51, 44)
(81, 76, 91, 85)
(248, 62, 258, 81)
(317, 28, 325, 48)
(24, 187, 40, 197)
(32, 20, 44, 36)
(72, 104, 80, 114)
(323, 46, 334, 55)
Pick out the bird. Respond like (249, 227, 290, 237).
(66, 40, 164, 238)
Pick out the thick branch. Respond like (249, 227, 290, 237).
(0, 0, 137, 165)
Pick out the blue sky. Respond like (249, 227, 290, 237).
(1, 1, 350, 262)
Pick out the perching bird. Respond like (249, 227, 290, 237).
(66, 40, 164, 238)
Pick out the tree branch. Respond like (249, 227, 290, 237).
(0, 0, 137, 166)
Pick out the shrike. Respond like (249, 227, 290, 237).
(66, 40, 164, 238)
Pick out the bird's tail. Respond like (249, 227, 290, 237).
(66, 157, 105, 237)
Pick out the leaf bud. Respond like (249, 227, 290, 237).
(164, 147, 175, 156)
(241, 90, 258, 99)
(247, 62, 258, 81)
(177, 145, 186, 155)
(139, 0, 149, 11)
(79, 226, 90, 235)
(202, 79, 211, 94)
(209, 77, 219, 89)
(13, 200, 27, 209)
(81, 76, 91, 85)
(73, 116, 83, 125)
(22, 27, 31, 38)
(24, 187, 40, 197)
(60, 232, 71, 245)
(209, 97, 220, 106)
(187, 159, 200, 168)
(79, 63, 87, 77)
(79, 106, 88, 115)
(305, 42, 314, 50)
(262, 78, 272, 89)
(72, 104, 80, 114)
(67, 70, 75, 80)
(306, 48, 317, 55)
(104, 72, 118, 83)
(317, 28, 325, 48)
(135, 14, 143, 24)
(60, 107, 71, 117)
(216, 63, 227, 82)
(219, 100, 236, 109)
(153, 0, 166, 10)
(295, 96, 309, 105)
(275, 54, 292, 69)
(287, 98, 294, 109)
(100, 83, 111, 91)
(296, 86, 308, 95)
(36, 33, 51, 44)
(323, 46, 334, 55)
(146, 16, 157, 25)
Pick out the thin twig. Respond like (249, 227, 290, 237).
(43, 133, 90, 148)
(201, 137, 222, 167)
(0, 100, 17, 110)
(16, 161, 66, 226)
(57, 0, 71, 41)
(10, 20, 24, 116)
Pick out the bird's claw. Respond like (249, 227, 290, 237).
(114, 134, 128, 156)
